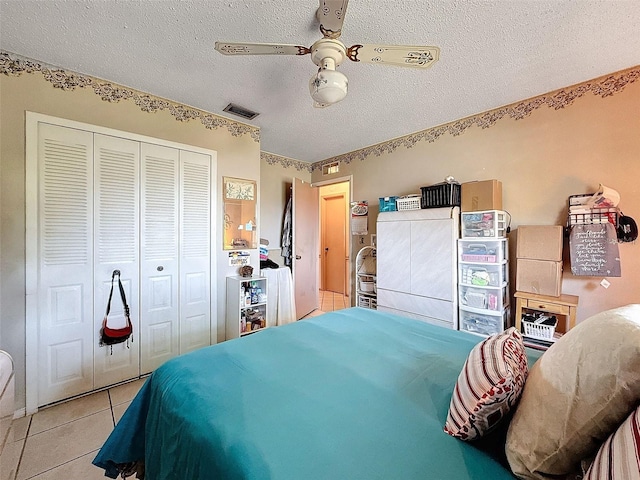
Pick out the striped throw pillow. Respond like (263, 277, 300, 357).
(444, 327, 528, 441)
(584, 405, 640, 479)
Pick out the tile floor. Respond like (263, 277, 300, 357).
(318, 290, 349, 313)
(1, 291, 349, 479)
(0, 378, 146, 480)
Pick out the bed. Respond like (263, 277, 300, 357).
(93, 307, 539, 479)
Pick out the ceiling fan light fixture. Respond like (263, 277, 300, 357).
(309, 67, 348, 105)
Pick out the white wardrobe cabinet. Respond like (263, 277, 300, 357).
(376, 208, 459, 329)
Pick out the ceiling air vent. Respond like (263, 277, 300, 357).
(223, 103, 260, 120)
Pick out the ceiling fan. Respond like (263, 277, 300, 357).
(215, 0, 440, 108)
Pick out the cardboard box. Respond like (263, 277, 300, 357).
(516, 225, 564, 261)
(461, 180, 502, 212)
(516, 258, 563, 297)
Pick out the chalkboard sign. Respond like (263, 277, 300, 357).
(569, 223, 621, 277)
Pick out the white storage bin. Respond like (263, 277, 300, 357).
(459, 285, 509, 311)
(458, 239, 508, 264)
(461, 210, 508, 238)
(396, 195, 421, 211)
(460, 307, 509, 337)
(358, 294, 377, 309)
(522, 317, 558, 341)
(459, 262, 507, 287)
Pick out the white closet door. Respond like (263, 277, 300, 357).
(36, 124, 95, 406)
(179, 150, 211, 354)
(410, 219, 455, 301)
(93, 134, 140, 389)
(376, 220, 411, 293)
(140, 143, 179, 374)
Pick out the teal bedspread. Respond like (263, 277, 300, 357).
(94, 308, 537, 479)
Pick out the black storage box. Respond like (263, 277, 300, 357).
(420, 182, 461, 209)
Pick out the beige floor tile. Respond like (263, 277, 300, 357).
(109, 378, 146, 406)
(28, 450, 105, 480)
(6, 415, 31, 442)
(17, 409, 112, 480)
(0, 437, 25, 480)
(112, 401, 131, 425)
(305, 310, 324, 318)
(30, 391, 110, 436)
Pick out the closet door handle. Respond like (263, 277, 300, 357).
(295, 255, 302, 260)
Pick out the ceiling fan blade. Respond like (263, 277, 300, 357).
(215, 42, 311, 56)
(346, 44, 440, 69)
(317, 0, 349, 39)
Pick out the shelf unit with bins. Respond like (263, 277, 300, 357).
(226, 275, 268, 339)
(458, 236, 509, 336)
(356, 246, 377, 309)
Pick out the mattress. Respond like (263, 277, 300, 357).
(94, 307, 534, 479)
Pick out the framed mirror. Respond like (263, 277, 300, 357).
(223, 177, 257, 250)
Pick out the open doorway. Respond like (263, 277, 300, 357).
(317, 179, 351, 309)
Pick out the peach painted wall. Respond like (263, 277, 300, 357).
(311, 67, 640, 324)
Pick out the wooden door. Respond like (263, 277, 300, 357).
(293, 178, 319, 319)
(321, 194, 346, 293)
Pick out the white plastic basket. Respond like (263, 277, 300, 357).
(360, 280, 375, 292)
(396, 195, 421, 211)
(522, 319, 557, 340)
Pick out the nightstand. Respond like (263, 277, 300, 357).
(514, 291, 579, 335)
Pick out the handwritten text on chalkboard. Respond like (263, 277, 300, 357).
(569, 223, 620, 277)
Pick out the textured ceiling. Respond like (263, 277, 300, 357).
(1, 1, 640, 163)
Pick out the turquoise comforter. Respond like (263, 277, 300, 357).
(94, 308, 535, 479)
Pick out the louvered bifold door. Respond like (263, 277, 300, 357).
(140, 143, 179, 374)
(179, 150, 212, 354)
(93, 134, 140, 389)
(37, 124, 95, 406)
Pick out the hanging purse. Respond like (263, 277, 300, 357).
(100, 269, 133, 353)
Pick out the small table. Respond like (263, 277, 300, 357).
(514, 291, 579, 334)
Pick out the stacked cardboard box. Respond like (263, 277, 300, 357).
(461, 180, 502, 212)
(516, 226, 564, 297)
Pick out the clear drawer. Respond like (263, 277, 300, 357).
(459, 285, 509, 311)
(458, 238, 508, 264)
(460, 307, 509, 337)
(461, 210, 508, 238)
(459, 262, 507, 287)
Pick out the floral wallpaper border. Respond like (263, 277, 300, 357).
(311, 65, 640, 171)
(261, 151, 312, 173)
(0, 50, 260, 142)
(2, 50, 638, 172)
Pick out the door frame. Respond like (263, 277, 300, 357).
(312, 176, 353, 302)
(25, 112, 218, 414)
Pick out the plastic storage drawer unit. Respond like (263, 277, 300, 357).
(461, 210, 508, 238)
